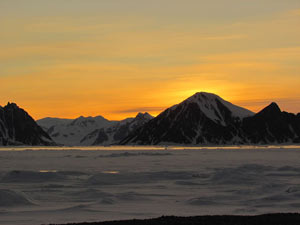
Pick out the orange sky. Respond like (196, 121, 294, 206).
(1, 1, 300, 120)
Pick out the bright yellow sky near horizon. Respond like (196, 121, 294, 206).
(1, 0, 300, 120)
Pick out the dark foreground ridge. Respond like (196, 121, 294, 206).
(0, 102, 56, 146)
(49, 213, 300, 225)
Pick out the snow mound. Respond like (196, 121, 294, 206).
(97, 151, 172, 158)
(88, 171, 193, 185)
(67, 188, 113, 200)
(188, 196, 229, 206)
(115, 191, 149, 201)
(210, 164, 273, 185)
(0, 189, 34, 207)
(1, 170, 66, 183)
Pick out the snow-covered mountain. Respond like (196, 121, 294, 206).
(37, 113, 153, 146)
(37, 117, 72, 131)
(37, 115, 117, 146)
(121, 92, 254, 145)
(121, 92, 300, 145)
(0, 103, 55, 146)
(170, 92, 254, 125)
(80, 112, 153, 145)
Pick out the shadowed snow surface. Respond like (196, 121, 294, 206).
(1, 147, 300, 225)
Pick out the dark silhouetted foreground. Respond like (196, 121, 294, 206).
(49, 213, 300, 225)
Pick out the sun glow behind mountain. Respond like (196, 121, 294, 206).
(1, 0, 300, 120)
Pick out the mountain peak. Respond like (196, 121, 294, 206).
(135, 112, 153, 120)
(258, 102, 281, 116)
(70, 115, 109, 127)
(122, 92, 255, 145)
(5, 102, 19, 109)
(269, 102, 280, 109)
(191, 92, 220, 100)
(0, 102, 55, 146)
(179, 92, 254, 121)
(194, 91, 218, 96)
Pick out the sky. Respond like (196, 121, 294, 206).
(1, 0, 300, 120)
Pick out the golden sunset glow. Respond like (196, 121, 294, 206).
(1, 0, 300, 120)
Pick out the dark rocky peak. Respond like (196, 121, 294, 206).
(0, 102, 55, 145)
(267, 102, 281, 111)
(4, 102, 20, 110)
(3, 102, 31, 120)
(256, 102, 281, 117)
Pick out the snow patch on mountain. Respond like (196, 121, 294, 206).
(80, 112, 153, 146)
(37, 117, 72, 130)
(38, 113, 153, 146)
(171, 92, 254, 125)
(37, 116, 116, 146)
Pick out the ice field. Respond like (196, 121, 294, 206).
(1, 146, 300, 225)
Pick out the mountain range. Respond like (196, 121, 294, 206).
(122, 93, 300, 145)
(1, 92, 300, 146)
(37, 112, 153, 146)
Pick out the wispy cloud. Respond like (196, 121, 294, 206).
(200, 34, 247, 41)
(114, 107, 166, 114)
(286, 9, 300, 16)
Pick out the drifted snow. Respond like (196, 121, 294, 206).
(1, 146, 300, 225)
(0, 189, 34, 207)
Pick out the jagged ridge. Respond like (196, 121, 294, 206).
(80, 112, 153, 145)
(37, 112, 153, 146)
(121, 92, 300, 145)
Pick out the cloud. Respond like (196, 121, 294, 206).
(200, 34, 247, 41)
(286, 9, 300, 16)
(114, 107, 167, 114)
